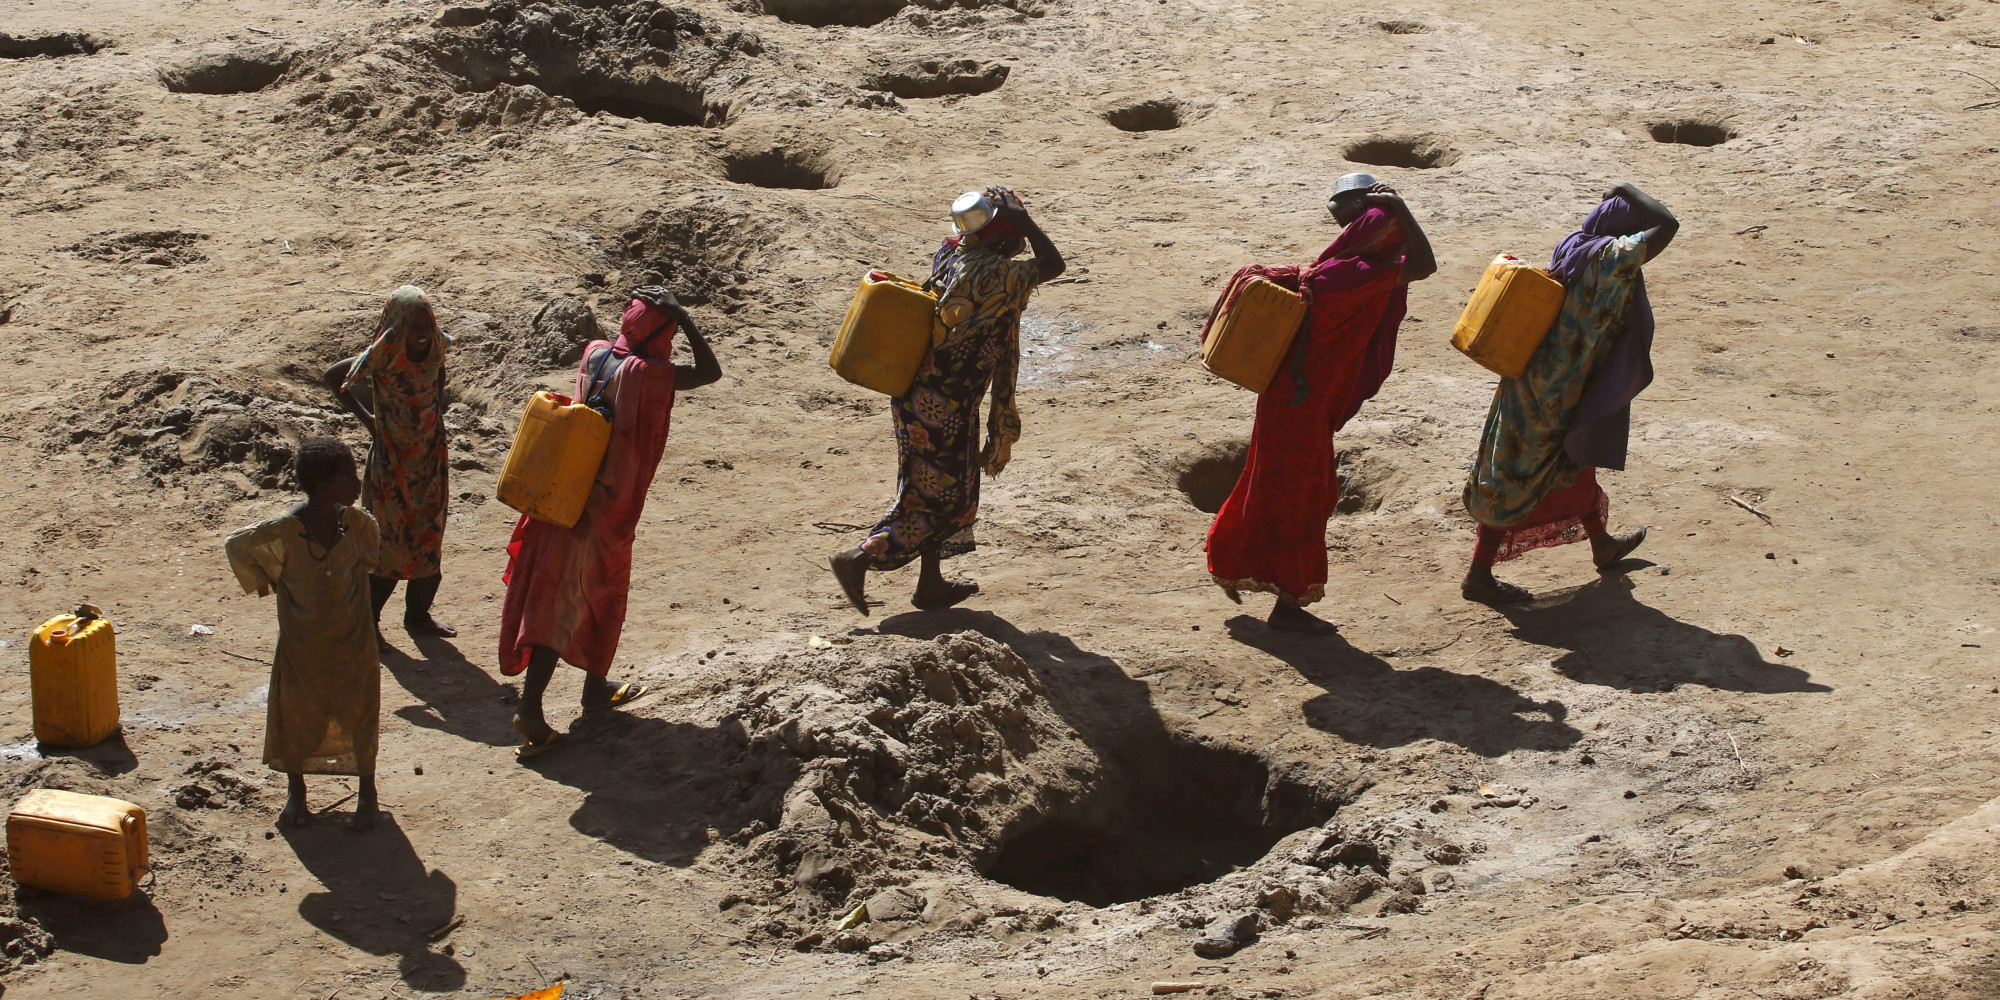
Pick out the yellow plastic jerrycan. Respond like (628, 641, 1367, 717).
(496, 391, 612, 528)
(6, 788, 149, 899)
(29, 605, 119, 748)
(1451, 254, 1567, 379)
(829, 271, 939, 397)
(1201, 277, 1308, 394)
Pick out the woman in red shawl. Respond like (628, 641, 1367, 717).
(1205, 177, 1436, 633)
(498, 286, 720, 756)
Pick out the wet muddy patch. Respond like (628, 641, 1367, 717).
(1649, 118, 1736, 146)
(863, 58, 1009, 99)
(0, 31, 109, 60)
(1342, 136, 1460, 169)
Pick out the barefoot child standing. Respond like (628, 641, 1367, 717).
(225, 438, 384, 830)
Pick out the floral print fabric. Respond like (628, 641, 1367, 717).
(859, 238, 1038, 570)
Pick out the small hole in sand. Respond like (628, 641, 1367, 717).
(723, 148, 840, 190)
(1104, 99, 1184, 132)
(1648, 120, 1736, 147)
(1341, 137, 1460, 169)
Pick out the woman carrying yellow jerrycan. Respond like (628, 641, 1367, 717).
(830, 186, 1065, 614)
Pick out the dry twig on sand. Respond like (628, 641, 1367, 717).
(1727, 494, 1774, 524)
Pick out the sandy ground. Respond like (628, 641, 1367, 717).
(2, 0, 2000, 997)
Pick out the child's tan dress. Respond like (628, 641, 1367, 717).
(225, 506, 382, 776)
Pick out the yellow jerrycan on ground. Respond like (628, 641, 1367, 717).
(1201, 277, 1308, 394)
(1451, 254, 1568, 379)
(29, 605, 119, 748)
(829, 271, 940, 397)
(497, 389, 612, 528)
(6, 788, 149, 899)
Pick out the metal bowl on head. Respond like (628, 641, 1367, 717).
(1327, 171, 1378, 214)
(951, 190, 995, 235)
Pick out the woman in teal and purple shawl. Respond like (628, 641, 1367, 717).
(1460, 183, 1678, 603)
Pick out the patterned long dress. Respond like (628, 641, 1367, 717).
(859, 239, 1038, 570)
(1463, 234, 1647, 542)
(344, 286, 449, 580)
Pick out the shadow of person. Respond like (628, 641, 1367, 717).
(15, 886, 166, 963)
(518, 706, 762, 867)
(378, 635, 519, 747)
(1225, 615, 1581, 758)
(280, 814, 464, 991)
(1493, 575, 1831, 694)
(35, 730, 139, 775)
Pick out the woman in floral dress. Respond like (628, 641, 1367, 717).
(831, 186, 1064, 613)
(325, 285, 456, 639)
(1460, 183, 1678, 602)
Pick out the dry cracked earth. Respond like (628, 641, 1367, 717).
(1, 0, 1999, 997)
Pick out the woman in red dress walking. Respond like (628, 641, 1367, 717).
(1204, 175, 1435, 632)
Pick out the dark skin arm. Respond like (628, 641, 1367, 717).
(1364, 184, 1438, 283)
(1605, 182, 1679, 262)
(987, 185, 1065, 283)
(646, 288, 721, 390)
(322, 356, 379, 439)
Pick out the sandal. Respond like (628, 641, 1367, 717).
(1593, 526, 1649, 571)
(584, 682, 649, 712)
(513, 716, 567, 760)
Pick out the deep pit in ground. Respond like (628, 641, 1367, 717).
(1342, 137, 1460, 169)
(1105, 98, 1185, 132)
(1650, 119, 1736, 146)
(1376, 20, 1432, 34)
(724, 148, 841, 189)
(985, 739, 1336, 906)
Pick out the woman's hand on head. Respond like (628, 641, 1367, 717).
(986, 185, 1026, 216)
(1363, 183, 1405, 209)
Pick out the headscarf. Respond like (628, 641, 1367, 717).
(1308, 207, 1408, 420)
(340, 285, 449, 393)
(1550, 195, 1654, 470)
(615, 297, 678, 360)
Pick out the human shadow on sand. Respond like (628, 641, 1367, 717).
(1492, 575, 1830, 695)
(379, 634, 519, 747)
(280, 815, 464, 991)
(1226, 616, 1581, 757)
(15, 885, 166, 963)
(516, 704, 760, 867)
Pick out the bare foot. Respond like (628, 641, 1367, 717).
(830, 548, 871, 616)
(1462, 565, 1533, 604)
(405, 615, 458, 638)
(1591, 526, 1648, 570)
(912, 578, 979, 611)
(280, 774, 309, 827)
(1268, 600, 1339, 634)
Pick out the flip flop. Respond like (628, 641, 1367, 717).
(585, 682, 649, 712)
(1594, 526, 1649, 570)
(513, 715, 566, 760)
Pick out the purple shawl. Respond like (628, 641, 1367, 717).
(1550, 195, 1654, 470)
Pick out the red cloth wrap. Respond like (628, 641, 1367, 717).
(1471, 469, 1608, 566)
(1204, 209, 1407, 606)
(497, 303, 678, 676)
